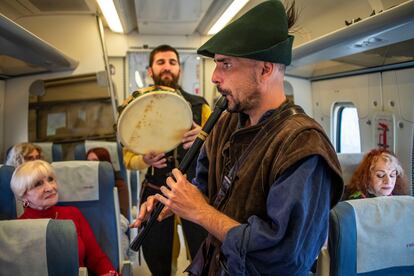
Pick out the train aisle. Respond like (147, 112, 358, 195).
(133, 224, 191, 276)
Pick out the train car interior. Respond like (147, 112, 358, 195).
(1, 0, 414, 275)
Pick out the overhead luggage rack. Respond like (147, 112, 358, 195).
(0, 13, 78, 80)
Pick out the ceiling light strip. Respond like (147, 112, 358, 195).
(97, 0, 124, 33)
(208, 0, 249, 35)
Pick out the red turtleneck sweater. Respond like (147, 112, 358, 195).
(19, 205, 116, 275)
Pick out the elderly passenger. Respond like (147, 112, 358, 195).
(6, 142, 43, 167)
(11, 160, 117, 276)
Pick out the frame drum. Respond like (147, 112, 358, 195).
(117, 90, 193, 154)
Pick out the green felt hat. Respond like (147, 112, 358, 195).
(197, 0, 294, 65)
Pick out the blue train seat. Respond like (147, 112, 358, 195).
(0, 219, 79, 276)
(0, 165, 16, 220)
(129, 170, 140, 207)
(35, 142, 63, 162)
(337, 153, 363, 186)
(74, 140, 131, 218)
(318, 196, 414, 276)
(4, 142, 63, 163)
(74, 140, 126, 177)
(52, 160, 131, 274)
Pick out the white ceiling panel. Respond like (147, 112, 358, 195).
(135, 0, 214, 35)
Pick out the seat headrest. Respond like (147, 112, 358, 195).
(346, 196, 414, 273)
(52, 161, 100, 202)
(34, 142, 53, 163)
(85, 140, 121, 171)
(0, 165, 17, 219)
(0, 219, 78, 275)
(0, 219, 50, 274)
(337, 153, 364, 186)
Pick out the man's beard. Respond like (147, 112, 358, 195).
(217, 85, 260, 113)
(153, 71, 180, 89)
(217, 87, 238, 113)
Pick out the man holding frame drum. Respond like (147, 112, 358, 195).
(122, 44, 210, 276)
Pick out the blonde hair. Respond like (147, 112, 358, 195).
(11, 160, 56, 199)
(6, 143, 44, 167)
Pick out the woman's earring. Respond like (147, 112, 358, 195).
(23, 200, 29, 208)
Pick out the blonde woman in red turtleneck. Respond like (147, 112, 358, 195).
(10, 160, 118, 276)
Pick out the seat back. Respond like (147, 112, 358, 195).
(4, 142, 63, 164)
(53, 161, 121, 270)
(74, 140, 125, 175)
(0, 219, 78, 276)
(75, 140, 132, 218)
(74, 143, 87, 160)
(4, 147, 12, 163)
(0, 165, 16, 220)
(34, 142, 63, 162)
(74, 140, 131, 220)
(129, 170, 140, 207)
(337, 153, 364, 186)
(327, 196, 414, 276)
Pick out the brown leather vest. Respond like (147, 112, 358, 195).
(192, 101, 343, 275)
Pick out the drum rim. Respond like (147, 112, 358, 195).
(117, 90, 193, 154)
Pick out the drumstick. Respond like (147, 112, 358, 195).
(130, 96, 228, 251)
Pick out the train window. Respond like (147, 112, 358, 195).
(46, 112, 66, 136)
(335, 104, 361, 153)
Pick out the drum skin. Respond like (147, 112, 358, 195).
(117, 89, 193, 154)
